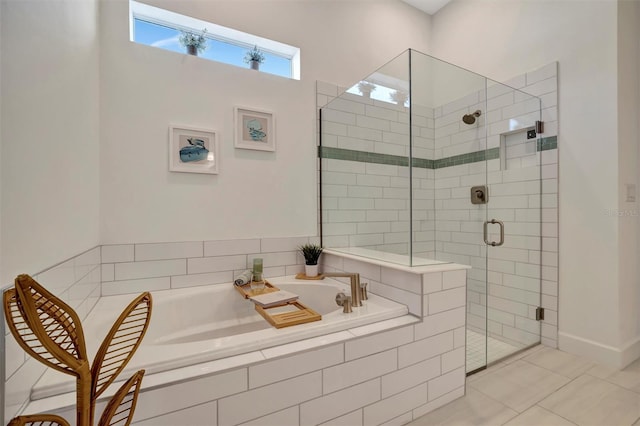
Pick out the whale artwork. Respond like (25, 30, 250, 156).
(179, 137, 209, 162)
(234, 108, 274, 152)
(245, 118, 267, 142)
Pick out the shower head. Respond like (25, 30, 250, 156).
(462, 110, 482, 125)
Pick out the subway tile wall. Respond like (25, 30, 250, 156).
(318, 87, 436, 256)
(100, 237, 317, 296)
(3, 247, 101, 424)
(434, 63, 558, 349)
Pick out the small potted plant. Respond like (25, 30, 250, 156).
(299, 244, 323, 277)
(390, 89, 409, 106)
(357, 81, 376, 98)
(179, 29, 207, 56)
(244, 45, 266, 70)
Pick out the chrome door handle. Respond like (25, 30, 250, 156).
(483, 219, 504, 247)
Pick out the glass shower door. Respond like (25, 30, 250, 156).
(482, 80, 543, 366)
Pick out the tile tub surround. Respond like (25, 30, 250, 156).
(2, 236, 313, 423)
(32, 276, 409, 400)
(2, 247, 101, 424)
(30, 252, 469, 426)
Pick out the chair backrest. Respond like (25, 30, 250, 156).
(91, 292, 152, 402)
(97, 370, 145, 426)
(7, 414, 71, 426)
(4, 274, 89, 377)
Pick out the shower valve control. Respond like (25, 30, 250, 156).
(471, 185, 489, 204)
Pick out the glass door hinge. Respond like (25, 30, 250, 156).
(536, 307, 545, 321)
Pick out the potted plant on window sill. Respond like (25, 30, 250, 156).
(300, 244, 323, 277)
(244, 45, 266, 70)
(357, 81, 376, 98)
(390, 89, 409, 106)
(179, 29, 207, 56)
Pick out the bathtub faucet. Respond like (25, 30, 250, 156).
(323, 272, 363, 307)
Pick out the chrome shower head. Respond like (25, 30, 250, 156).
(462, 110, 482, 125)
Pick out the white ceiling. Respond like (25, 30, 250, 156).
(401, 0, 452, 15)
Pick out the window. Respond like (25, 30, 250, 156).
(130, 1, 301, 80)
(345, 71, 410, 108)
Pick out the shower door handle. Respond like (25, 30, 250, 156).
(483, 219, 504, 247)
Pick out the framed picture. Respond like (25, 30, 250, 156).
(234, 107, 276, 151)
(169, 125, 219, 174)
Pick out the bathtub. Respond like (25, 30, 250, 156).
(31, 275, 408, 400)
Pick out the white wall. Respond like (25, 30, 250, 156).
(99, 0, 432, 244)
(617, 0, 640, 365)
(0, 0, 101, 285)
(431, 0, 635, 367)
(0, 0, 3, 288)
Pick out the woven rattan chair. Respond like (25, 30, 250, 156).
(4, 274, 152, 426)
(5, 277, 92, 425)
(7, 414, 71, 426)
(5, 371, 145, 426)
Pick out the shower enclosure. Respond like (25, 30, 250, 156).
(319, 49, 543, 373)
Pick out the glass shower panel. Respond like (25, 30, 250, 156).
(409, 53, 489, 270)
(319, 49, 543, 373)
(320, 50, 413, 266)
(484, 79, 542, 363)
(408, 50, 489, 371)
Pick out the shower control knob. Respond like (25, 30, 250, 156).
(471, 185, 489, 204)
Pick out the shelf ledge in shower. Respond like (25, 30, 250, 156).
(323, 248, 471, 275)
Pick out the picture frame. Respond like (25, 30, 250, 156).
(169, 125, 219, 174)
(234, 107, 276, 151)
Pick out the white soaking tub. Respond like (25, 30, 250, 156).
(32, 275, 408, 400)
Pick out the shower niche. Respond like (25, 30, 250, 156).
(319, 49, 543, 372)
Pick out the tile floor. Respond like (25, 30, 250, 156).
(409, 345, 640, 426)
(466, 329, 522, 372)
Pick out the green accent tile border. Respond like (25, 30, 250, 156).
(319, 135, 557, 169)
(411, 157, 434, 169)
(538, 136, 557, 151)
(433, 148, 499, 169)
(318, 146, 435, 168)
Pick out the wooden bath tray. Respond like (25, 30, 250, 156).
(254, 301, 321, 329)
(234, 280, 279, 299)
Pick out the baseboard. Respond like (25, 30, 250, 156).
(620, 335, 640, 368)
(559, 331, 640, 369)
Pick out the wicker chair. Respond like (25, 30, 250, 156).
(7, 414, 71, 426)
(4, 274, 152, 426)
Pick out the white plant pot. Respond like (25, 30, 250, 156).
(305, 264, 319, 277)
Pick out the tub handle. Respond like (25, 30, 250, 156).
(360, 282, 368, 300)
(335, 292, 353, 313)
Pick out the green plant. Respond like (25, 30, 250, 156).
(244, 45, 266, 64)
(357, 81, 376, 94)
(179, 29, 208, 53)
(299, 244, 323, 266)
(390, 89, 409, 105)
